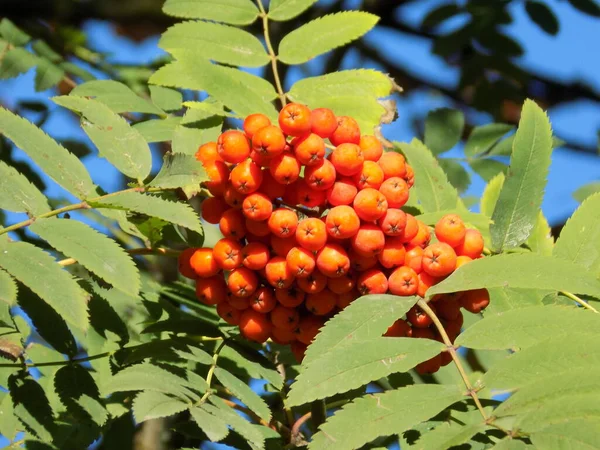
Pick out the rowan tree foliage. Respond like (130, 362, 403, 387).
(0, 1, 599, 450)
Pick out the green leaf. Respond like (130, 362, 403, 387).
(531, 419, 600, 450)
(102, 363, 200, 400)
(414, 421, 486, 450)
(9, 374, 55, 441)
(0, 391, 22, 440)
(469, 158, 508, 182)
(490, 100, 553, 252)
(573, 181, 600, 203)
(456, 305, 600, 350)
(133, 117, 182, 143)
(395, 139, 463, 212)
(0, 47, 38, 80)
(214, 368, 271, 421)
(278, 12, 379, 65)
(149, 153, 207, 190)
(0, 161, 49, 215)
(553, 192, 600, 277)
(0, 240, 89, 331)
(525, 1, 559, 35)
(218, 344, 283, 390)
(162, 0, 259, 25)
(160, 21, 269, 67)
(207, 396, 266, 449)
(437, 158, 471, 193)
(421, 4, 461, 28)
(34, 59, 64, 92)
(427, 253, 600, 301)
(269, 0, 317, 21)
(172, 111, 223, 156)
(490, 440, 533, 449)
(70, 80, 164, 115)
(480, 172, 505, 217)
(464, 123, 514, 157)
(52, 96, 152, 181)
(309, 384, 464, 450)
(189, 406, 229, 441)
(150, 58, 278, 120)
(54, 364, 107, 426)
(0, 19, 30, 45)
(484, 287, 545, 315)
(30, 218, 140, 295)
(0, 107, 95, 199)
(93, 191, 203, 234)
(149, 86, 182, 112)
(287, 337, 444, 406)
(424, 108, 464, 154)
(568, 0, 600, 17)
(416, 210, 490, 233)
(0, 269, 17, 306)
(525, 212, 553, 255)
(133, 391, 189, 422)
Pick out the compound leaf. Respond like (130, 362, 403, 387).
(149, 153, 207, 190)
(190, 406, 229, 442)
(133, 391, 189, 422)
(0, 269, 17, 306)
(214, 368, 271, 421)
(0, 160, 50, 215)
(162, 0, 259, 25)
(71, 80, 164, 115)
(268, 0, 317, 21)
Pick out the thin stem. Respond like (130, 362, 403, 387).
(256, 0, 286, 107)
(196, 339, 227, 405)
(58, 247, 181, 267)
(417, 299, 490, 423)
(0, 350, 113, 368)
(562, 291, 599, 313)
(290, 399, 347, 438)
(273, 199, 320, 218)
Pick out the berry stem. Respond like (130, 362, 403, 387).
(256, 0, 287, 108)
(561, 291, 599, 313)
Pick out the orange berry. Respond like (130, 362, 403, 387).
(377, 152, 407, 179)
(265, 256, 295, 289)
(201, 196, 230, 224)
(316, 243, 351, 278)
(377, 237, 406, 269)
(242, 193, 273, 221)
(217, 302, 242, 325)
(296, 315, 325, 345)
(408, 221, 432, 248)
(252, 125, 287, 158)
(271, 235, 296, 258)
(230, 160, 263, 194)
(296, 218, 327, 251)
(407, 305, 433, 328)
(404, 164, 415, 188)
(242, 242, 270, 271)
(384, 319, 412, 337)
(190, 248, 219, 278)
(404, 245, 424, 274)
(435, 214, 466, 248)
(219, 208, 246, 240)
(454, 229, 484, 259)
(310, 108, 337, 138)
(336, 290, 357, 309)
(460, 288, 490, 314)
(259, 169, 286, 199)
(227, 267, 259, 298)
(330, 116, 360, 146)
(351, 224, 386, 257)
(422, 242, 457, 277)
(388, 266, 419, 296)
(356, 268, 388, 295)
(379, 177, 409, 208)
(195, 142, 223, 165)
(250, 149, 272, 167)
(268, 208, 298, 238)
(297, 271, 327, 294)
(227, 294, 251, 311)
(400, 214, 419, 243)
(325, 205, 360, 239)
(327, 272, 355, 294)
(455, 255, 473, 269)
(417, 271, 441, 298)
(352, 160, 384, 190)
(378, 209, 407, 236)
(326, 178, 358, 206)
(282, 180, 299, 204)
(250, 287, 277, 313)
(278, 103, 311, 136)
(293, 133, 326, 166)
(286, 246, 316, 278)
(348, 249, 378, 272)
(275, 286, 305, 308)
(291, 341, 307, 362)
(217, 130, 250, 164)
(270, 305, 300, 331)
(269, 152, 301, 185)
(196, 276, 227, 305)
(305, 288, 337, 315)
(239, 310, 272, 343)
(213, 238, 243, 270)
(415, 354, 442, 375)
(271, 326, 297, 344)
(296, 179, 327, 207)
(245, 218, 271, 237)
(304, 159, 336, 191)
(443, 312, 464, 340)
(178, 248, 197, 279)
(243, 113, 271, 139)
(331, 143, 364, 176)
(359, 135, 383, 162)
(223, 184, 245, 209)
(353, 188, 388, 222)
(435, 297, 461, 321)
(412, 327, 436, 341)
(204, 161, 230, 196)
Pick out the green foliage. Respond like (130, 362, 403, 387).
(424, 108, 464, 154)
(269, 0, 318, 21)
(464, 124, 514, 157)
(162, 0, 260, 25)
(573, 181, 600, 202)
(0, 160, 50, 215)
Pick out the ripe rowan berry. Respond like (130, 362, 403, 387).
(204, 160, 230, 196)
(217, 302, 242, 325)
(293, 133, 326, 166)
(265, 256, 295, 289)
(348, 249, 379, 272)
(213, 238, 243, 270)
(356, 268, 388, 295)
(407, 305, 433, 328)
(286, 246, 316, 278)
(190, 248, 220, 278)
(337, 290, 357, 309)
(454, 229, 484, 259)
(227, 267, 259, 298)
(384, 319, 412, 337)
(275, 286, 305, 308)
(331, 143, 364, 176)
(239, 310, 272, 343)
(252, 125, 287, 158)
(296, 271, 327, 294)
(435, 297, 461, 321)
(351, 224, 386, 257)
(412, 327, 436, 340)
(330, 116, 360, 146)
(310, 108, 337, 138)
(359, 135, 384, 162)
(408, 221, 432, 248)
(316, 243, 351, 278)
(377, 152, 407, 179)
(326, 178, 358, 206)
(279, 103, 311, 136)
(404, 245, 424, 274)
(217, 130, 251, 164)
(304, 159, 336, 191)
(250, 287, 277, 313)
(219, 208, 246, 240)
(259, 169, 286, 199)
(388, 266, 419, 296)
(415, 354, 442, 375)
(245, 218, 271, 237)
(404, 164, 415, 188)
(223, 183, 245, 209)
(296, 179, 327, 208)
(327, 272, 355, 294)
(270, 235, 296, 258)
(226, 294, 251, 311)
(353, 188, 388, 222)
(178, 248, 198, 279)
(201, 196, 230, 225)
(379, 177, 409, 208)
(196, 276, 227, 305)
(242, 242, 270, 271)
(296, 218, 328, 251)
(460, 288, 490, 314)
(417, 271, 441, 298)
(291, 341, 307, 363)
(270, 152, 301, 185)
(271, 305, 300, 331)
(422, 242, 457, 277)
(435, 214, 466, 248)
(231, 160, 263, 194)
(267, 208, 298, 238)
(377, 237, 406, 269)
(399, 214, 419, 243)
(271, 326, 297, 345)
(305, 288, 337, 316)
(196, 142, 223, 165)
(353, 160, 384, 190)
(296, 315, 325, 345)
(325, 205, 360, 239)
(378, 209, 407, 237)
(455, 255, 472, 269)
(243, 113, 271, 139)
(242, 192, 273, 221)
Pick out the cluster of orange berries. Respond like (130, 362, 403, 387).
(178, 103, 490, 373)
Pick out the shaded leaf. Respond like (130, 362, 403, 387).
(464, 123, 514, 157)
(469, 158, 508, 182)
(214, 367, 271, 421)
(133, 391, 188, 422)
(133, 117, 182, 143)
(149, 153, 207, 190)
(54, 365, 107, 426)
(278, 12, 379, 64)
(525, 212, 553, 255)
(414, 421, 486, 450)
(269, 0, 318, 21)
(149, 86, 182, 112)
(437, 158, 470, 193)
(0, 19, 30, 45)
(9, 374, 55, 441)
(422, 4, 462, 28)
(0, 392, 22, 440)
(218, 343, 283, 391)
(0, 47, 38, 80)
(34, 59, 64, 92)
(162, 0, 260, 25)
(0, 268, 17, 306)
(484, 287, 545, 315)
(573, 181, 600, 202)
(530, 419, 600, 450)
(525, 1, 559, 35)
(424, 108, 464, 154)
(71, 80, 164, 115)
(190, 406, 229, 441)
(172, 111, 223, 156)
(207, 395, 265, 449)
(480, 172, 505, 217)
